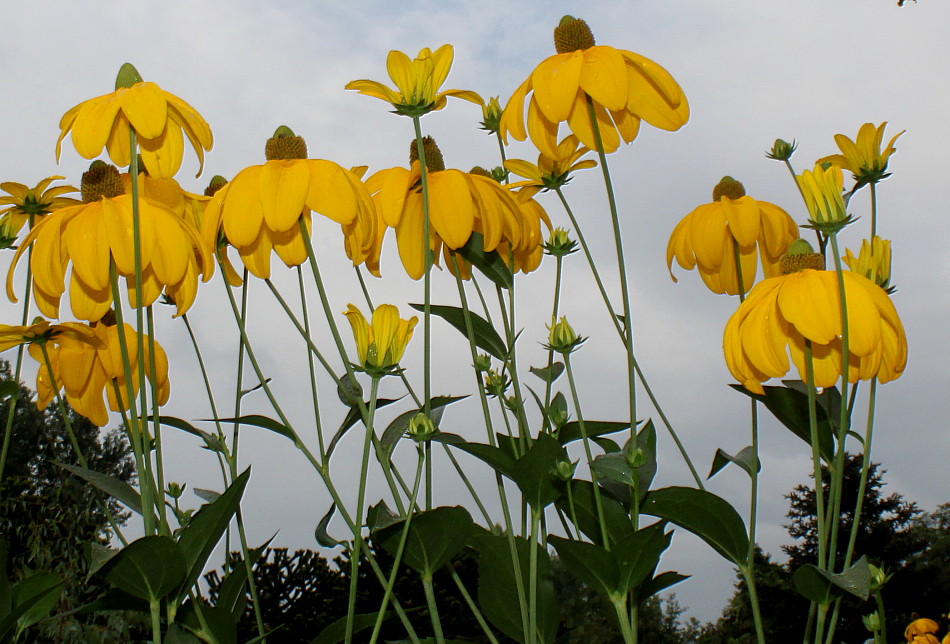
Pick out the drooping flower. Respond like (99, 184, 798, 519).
(796, 163, 849, 231)
(905, 618, 940, 642)
(57, 63, 213, 179)
(0, 319, 98, 353)
(6, 162, 213, 321)
(345, 45, 482, 117)
(364, 136, 529, 279)
(505, 134, 596, 197)
(667, 177, 799, 295)
(342, 303, 417, 374)
(0, 177, 80, 246)
(500, 16, 688, 159)
(818, 122, 904, 187)
(200, 127, 377, 280)
(31, 317, 169, 427)
(845, 236, 892, 290)
(723, 244, 907, 394)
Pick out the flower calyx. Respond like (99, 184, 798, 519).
(712, 176, 746, 201)
(544, 227, 578, 257)
(265, 126, 308, 161)
(545, 316, 586, 355)
(81, 161, 124, 202)
(554, 16, 595, 53)
(766, 138, 797, 161)
(407, 412, 438, 442)
(779, 239, 824, 274)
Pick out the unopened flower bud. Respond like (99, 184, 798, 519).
(552, 458, 577, 481)
(544, 227, 578, 256)
(546, 316, 585, 355)
(862, 612, 881, 633)
(474, 354, 492, 371)
(766, 138, 797, 161)
(407, 412, 437, 442)
(479, 96, 503, 134)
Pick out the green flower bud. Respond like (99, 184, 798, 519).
(544, 227, 578, 257)
(553, 458, 578, 481)
(407, 412, 437, 442)
(766, 138, 797, 161)
(546, 316, 585, 355)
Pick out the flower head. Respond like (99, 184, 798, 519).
(479, 96, 504, 134)
(500, 16, 689, 159)
(766, 138, 797, 161)
(200, 127, 377, 280)
(57, 63, 213, 178)
(845, 236, 892, 290)
(364, 136, 534, 279)
(818, 122, 904, 187)
(343, 303, 417, 375)
(0, 319, 99, 353)
(724, 261, 907, 394)
(345, 45, 482, 117)
(545, 316, 586, 354)
(31, 318, 168, 427)
(906, 618, 940, 641)
(796, 164, 849, 232)
(505, 134, 596, 197)
(0, 177, 80, 246)
(667, 177, 799, 295)
(7, 162, 213, 321)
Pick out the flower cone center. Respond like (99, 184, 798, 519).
(554, 16, 595, 53)
(469, 166, 492, 178)
(409, 136, 445, 172)
(81, 161, 124, 202)
(204, 175, 228, 197)
(712, 176, 746, 201)
(780, 239, 825, 274)
(265, 126, 308, 160)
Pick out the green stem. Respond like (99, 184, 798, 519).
(422, 574, 445, 644)
(145, 307, 169, 532)
(842, 379, 877, 569)
(869, 183, 878, 240)
(528, 509, 540, 644)
(611, 597, 635, 644)
(804, 341, 828, 640)
(296, 266, 328, 461)
(449, 565, 500, 644)
(541, 255, 564, 431)
(740, 566, 767, 644)
(0, 238, 34, 482)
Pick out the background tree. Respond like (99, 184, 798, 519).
(0, 359, 140, 643)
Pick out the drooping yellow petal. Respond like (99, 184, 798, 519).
(579, 46, 628, 112)
(428, 170, 475, 249)
(139, 122, 185, 179)
(260, 159, 310, 233)
(120, 83, 169, 139)
(306, 160, 360, 225)
(531, 52, 583, 124)
(221, 166, 265, 247)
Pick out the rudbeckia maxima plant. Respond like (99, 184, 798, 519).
(666, 177, 799, 295)
(818, 121, 904, 187)
(365, 137, 534, 279)
(200, 126, 377, 280)
(345, 44, 481, 117)
(723, 241, 907, 394)
(343, 303, 417, 374)
(57, 63, 213, 179)
(6, 162, 213, 321)
(31, 317, 169, 427)
(500, 16, 689, 159)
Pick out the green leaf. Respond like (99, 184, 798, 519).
(592, 437, 622, 453)
(85, 542, 119, 581)
(508, 433, 566, 510)
(556, 421, 629, 446)
(311, 609, 399, 644)
(56, 462, 144, 516)
(635, 571, 690, 604)
(434, 434, 516, 478)
(78, 588, 150, 614)
(10, 572, 62, 635)
(163, 623, 202, 643)
(366, 500, 401, 532)
(613, 522, 673, 594)
(792, 556, 871, 604)
(410, 303, 507, 361)
(475, 531, 557, 644)
(100, 536, 186, 602)
(315, 504, 343, 548)
(632, 420, 658, 499)
(214, 414, 300, 448)
(327, 397, 402, 458)
(455, 232, 514, 290)
(157, 416, 224, 454)
(530, 362, 564, 383)
(708, 446, 760, 479)
(590, 453, 636, 486)
(380, 395, 467, 455)
(178, 599, 237, 644)
(174, 469, 250, 603)
(548, 537, 617, 596)
(376, 507, 474, 577)
(730, 384, 835, 463)
(555, 480, 634, 547)
(641, 487, 749, 566)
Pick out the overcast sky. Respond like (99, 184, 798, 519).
(2, 0, 947, 624)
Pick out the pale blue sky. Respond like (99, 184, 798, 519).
(1, 0, 947, 624)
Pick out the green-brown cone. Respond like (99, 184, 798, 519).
(204, 175, 228, 197)
(265, 126, 308, 160)
(712, 176, 747, 201)
(554, 16, 595, 53)
(469, 166, 492, 178)
(780, 239, 825, 274)
(81, 161, 124, 202)
(115, 63, 144, 90)
(409, 136, 446, 172)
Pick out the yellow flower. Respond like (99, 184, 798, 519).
(667, 177, 798, 295)
(57, 63, 213, 179)
(0, 319, 99, 353)
(0, 177, 80, 243)
(343, 303, 417, 373)
(796, 164, 848, 230)
(31, 318, 168, 427)
(6, 162, 212, 321)
(723, 268, 907, 395)
(906, 618, 940, 641)
(818, 122, 904, 186)
(504, 134, 597, 197)
(500, 16, 688, 159)
(845, 236, 892, 289)
(345, 45, 482, 117)
(909, 636, 940, 644)
(364, 137, 528, 280)
(200, 127, 377, 280)
(479, 96, 504, 134)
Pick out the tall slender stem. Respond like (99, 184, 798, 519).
(0, 242, 34, 482)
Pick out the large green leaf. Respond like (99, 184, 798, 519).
(410, 303, 507, 360)
(9, 572, 62, 637)
(792, 556, 871, 604)
(311, 609, 400, 644)
(157, 416, 225, 454)
(555, 480, 634, 547)
(548, 537, 617, 595)
(100, 536, 186, 603)
(433, 433, 516, 478)
(475, 531, 557, 644)
(174, 469, 251, 603)
(635, 571, 690, 604)
(641, 487, 749, 566)
(708, 446, 760, 479)
(508, 433, 566, 510)
(455, 232, 514, 290)
(56, 462, 145, 517)
(177, 599, 237, 644)
(213, 415, 300, 448)
(556, 421, 629, 446)
(613, 522, 672, 594)
(376, 507, 474, 577)
(730, 384, 835, 463)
